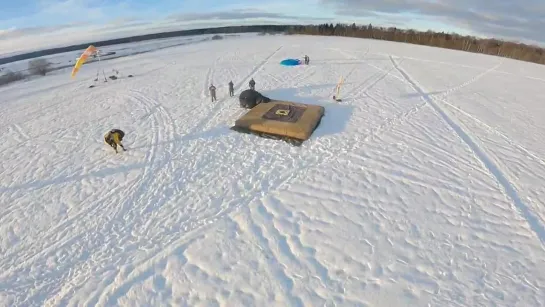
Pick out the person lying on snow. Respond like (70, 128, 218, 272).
(104, 129, 126, 153)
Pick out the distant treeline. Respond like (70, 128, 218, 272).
(0, 24, 292, 65)
(3, 23, 545, 67)
(287, 23, 545, 65)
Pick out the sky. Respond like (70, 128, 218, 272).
(1, 0, 544, 56)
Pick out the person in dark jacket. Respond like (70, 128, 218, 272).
(209, 84, 217, 101)
(249, 78, 255, 90)
(228, 81, 234, 97)
(104, 129, 126, 153)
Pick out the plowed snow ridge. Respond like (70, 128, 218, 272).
(1, 34, 544, 307)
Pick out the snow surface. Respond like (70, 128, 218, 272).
(1, 34, 545, 307)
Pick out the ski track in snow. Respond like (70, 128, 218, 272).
(389, 55, 545, 246)
(1, 35, 545, 307)
(190, 45, 284, 135)
(0, 84, 179, 306)
(90, 70, 429, 305)
(435, 98, 545, 168)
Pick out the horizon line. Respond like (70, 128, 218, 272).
(1, 22, 542, 66)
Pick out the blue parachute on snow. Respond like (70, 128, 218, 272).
(280, 58, 302, 66)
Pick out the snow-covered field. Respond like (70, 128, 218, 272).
(1, 34, 545, 306)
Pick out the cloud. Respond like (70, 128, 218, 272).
(2, 0, 544, 58)
(0, 0, 144, 32)
(167, 9, 332, 23)
(319, 0, 545, 44)
(0, 8, 328, 57)
(38, 0, 105, 19)
(0, 27, 17, 35)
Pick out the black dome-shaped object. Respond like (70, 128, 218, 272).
(239, 89, 271, 109)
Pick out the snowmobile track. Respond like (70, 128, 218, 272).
(91, 84, 439, 305)
(96, 85, 439, 302)
(334, 48, 410, 87)
(123, 89, 178, 215)
(202, 56, 220, 98)
(389, 55, 545, 246)
(435, 97, 545, 168)
(0, 87, 181, 306)
(189, 46, 283, 135)
(36, 89, 179, 306)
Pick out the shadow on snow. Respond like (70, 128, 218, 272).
(128, 85, 355, 150)
(261, 86, 355, 139)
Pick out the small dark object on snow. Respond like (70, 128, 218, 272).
(109, 75, 118, 80)
(128, 74, 133, 77)
(239, 89, 270, 109)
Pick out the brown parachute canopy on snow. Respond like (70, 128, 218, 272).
(231, 100, 325, 146)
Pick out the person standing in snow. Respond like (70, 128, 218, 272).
(249, 78, 255, 90)
(209, 84, 217, 102)
(304, 55, 310, 65)
(228, 81, 234, 97)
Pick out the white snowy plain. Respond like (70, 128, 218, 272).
(1, 34, 545, 307)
